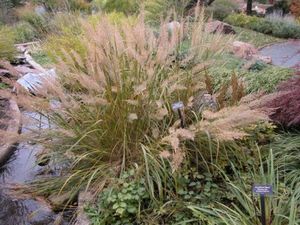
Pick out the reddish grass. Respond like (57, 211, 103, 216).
(264, 77, 300, 128)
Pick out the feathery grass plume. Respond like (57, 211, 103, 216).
(160, 100, 267, 172)
(197, 104, 269, 141)
(26, 7, 233, 196)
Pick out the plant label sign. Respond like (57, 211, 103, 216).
(253, 185, 273, 195)
(172, 101, 184, 111)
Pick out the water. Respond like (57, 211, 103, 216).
(0, 112, 65, 225)
(259, 40, 300, 71)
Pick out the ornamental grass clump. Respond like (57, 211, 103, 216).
(27, 9, 235, 195)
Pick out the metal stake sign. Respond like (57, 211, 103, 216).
(253, 184, 273, 225)
(172, 101, 185, 128)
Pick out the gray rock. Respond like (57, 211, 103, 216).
(15, 69, 56, 94)
(192, 92, 218, 114)
(231, 41, 258, 60)
(75, 192, 93, 225)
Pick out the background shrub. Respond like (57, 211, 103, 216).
(96, 0, 140, 15)
(13, 21, 38, 43)
(144, 0, 190, 24)
(0, 0, 22, 24)
(19, 11, 49, 36)
(0, 26, 16, 60)
(48, 12, 82, 35)
(205, 0, 238, 21)
(225, 13, 300, 39)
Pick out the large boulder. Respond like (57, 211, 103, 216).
(0, 186, 61, 225)
(231, 41, 258, 60)
(205, 20, 236, 34)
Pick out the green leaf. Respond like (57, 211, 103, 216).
(116, 207, 125, 215)
(127, 207, 137, 214)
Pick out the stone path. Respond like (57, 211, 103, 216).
(259, 40, 300, 73)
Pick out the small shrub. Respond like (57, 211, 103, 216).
(13, 21, 38, 43)
(225, 13, 259, 27)
(225, 13, 300, 39)
(99, 0, 140, 15)
(206, 0, 238, 21)
(106, 11, 137, 25)
(44, 13, 84, 62)
(144, 0, 190, 24)
(19, 12, 49, 36)
(48, 12, 82, 35)
(249, 19, 273, 34)
(0, 26, 16, 61)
